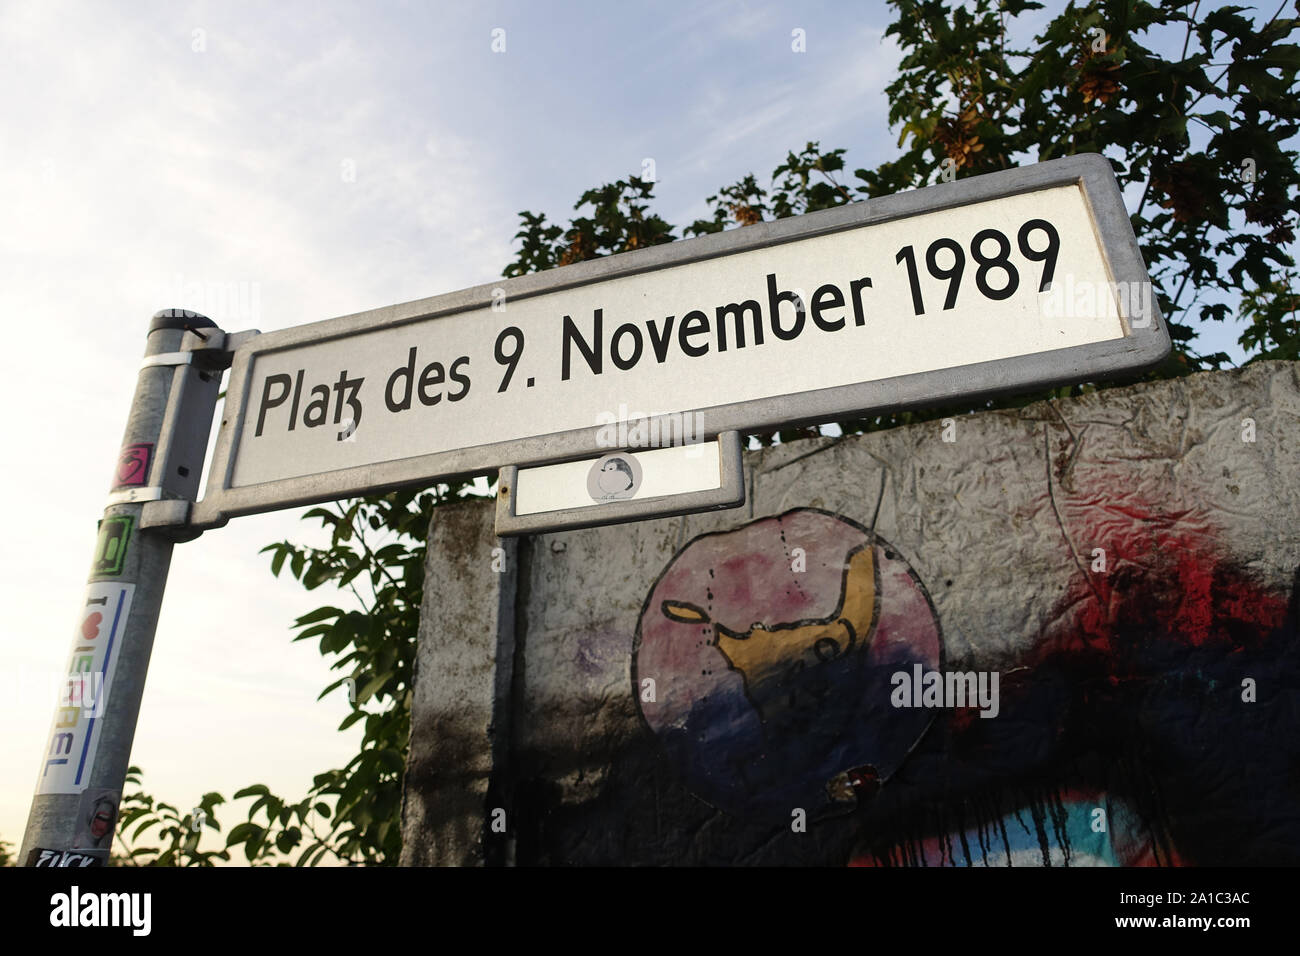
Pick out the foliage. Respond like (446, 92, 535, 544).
(503, 176, 675, 275)
(869, 0, 1300, 370)
(111, 767, 228, 866)
(251, 492, 442, 865)
(107, 0, 1297, 866)
(677, 0, 1299, 416)
(102, 490, 453, 866)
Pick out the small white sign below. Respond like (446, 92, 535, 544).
(517, 443, 718, 516)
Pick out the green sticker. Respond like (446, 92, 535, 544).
(91, 516, 133, 577)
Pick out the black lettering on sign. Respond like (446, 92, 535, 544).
(678, 311, 710, 357)
(288, 370, 304, 430)
(448, 356, 471, 401)
(562, 312, 601, 380)
(386, 347, 419, 412)
(849, 277, 872, 326)
(716, 300, 762, 352)
(646, 315, 675, 363)
(303, 384, 330, 427)
(256, 373, 291, 437)
(811, 284, 845, 332)
(494, 327, 525, 392)
(926, 239, 965, 310)
(767, 273, 804, 341)
(971, 228, 1019, 300)
(894, 218, 1058, 315)
(255, 368, 364, 435)
(333, 371, 364, 430)
(418, 358, 445, 406)
(611, 322, 643, 371)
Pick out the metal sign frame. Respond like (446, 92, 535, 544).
(187, 153, 1167, 531)
(494, 431, 746, 535)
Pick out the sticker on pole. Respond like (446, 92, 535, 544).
(35, 582, 135, 795)
(113, 443, 153, 489)
(72, 787, 121, 850)
(91, 516, 133, 578)
(26, 847, 104, 868)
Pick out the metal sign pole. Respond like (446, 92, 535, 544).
(19, 309, 234, 867)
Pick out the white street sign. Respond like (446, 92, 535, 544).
(190, 154, 1167, 529)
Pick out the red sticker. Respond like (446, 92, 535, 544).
(114, 443, 153, 489)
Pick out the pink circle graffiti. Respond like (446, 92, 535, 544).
(633, 508, 942, 820)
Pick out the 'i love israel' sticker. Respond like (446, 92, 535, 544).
(35, 582, 135, 794)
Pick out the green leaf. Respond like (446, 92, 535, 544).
(356, 673, 388, 704)
(316, 676, 350, 701)
(276, 827, 302, 853)
(226, 822, 259, 846)
(244, 830, 265, 863)
(295, 842, 320, 866)
(294, 623, 334, 642)
(296, 606, 344, 626)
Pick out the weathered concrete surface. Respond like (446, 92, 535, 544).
(402, 361, 1300, 866)
(399, 503, 516, 866)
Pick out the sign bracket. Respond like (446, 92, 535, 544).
(136, 327, 260, 541)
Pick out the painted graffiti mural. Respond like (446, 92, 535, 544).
(399, 364, 1300, 867)
(631, 505, 1300, 866)
(634, 509, 940, 822)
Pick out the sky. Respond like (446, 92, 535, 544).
(0, 0, 1276, 860)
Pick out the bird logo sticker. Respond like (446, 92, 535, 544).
(587, 453, 641, 502)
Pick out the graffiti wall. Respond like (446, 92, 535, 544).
(400, 361, 1300, 866)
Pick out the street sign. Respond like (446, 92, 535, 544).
(187, 153, 1167, 531)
